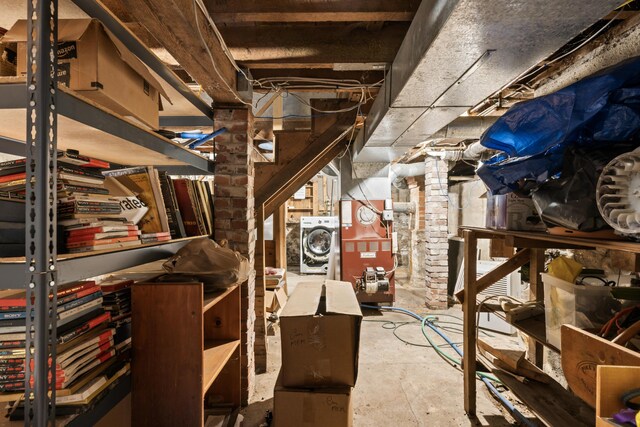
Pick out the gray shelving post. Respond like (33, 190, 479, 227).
(24, 0, 59, 425)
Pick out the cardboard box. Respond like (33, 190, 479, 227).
(279, 280, 362, 388)
(265, 287, 288, 314)
(273, 371, 352, 427)
(3, 19, 168, 129)
(486, 193, 546, 231)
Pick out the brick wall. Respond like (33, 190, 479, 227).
(424, 157, 449, 309)
(213, 107, 256, 404)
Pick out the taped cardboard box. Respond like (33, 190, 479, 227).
(273, 371, 352, 427)
(279, 280, 362, 388)
(3, 19, 169, 129)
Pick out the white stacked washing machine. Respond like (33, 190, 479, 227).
(300, 216, 339, 274)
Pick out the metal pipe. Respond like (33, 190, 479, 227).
(393, 202, 416, 214)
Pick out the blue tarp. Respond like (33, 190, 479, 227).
(477, 57, 640, 194)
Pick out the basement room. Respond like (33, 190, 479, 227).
(0, 0, 639, 426)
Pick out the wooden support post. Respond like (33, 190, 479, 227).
(273, 204, 286, 269)
(528, 248, 545, 368)
(255, 203, 268, 373)
(463, 229, 477, 415)
(273, 94, 283, 131)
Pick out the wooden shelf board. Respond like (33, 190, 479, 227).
(494, 369, 594, 426)
(461, 226, 640, 254)
(203, 285, 239, 313)
(203, 340, 240, 395)
(482, 302, 560, 353)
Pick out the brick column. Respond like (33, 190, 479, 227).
(407, 177, 426, 288)
(424, 157, 449, 309)
(213, 107, 256, 404)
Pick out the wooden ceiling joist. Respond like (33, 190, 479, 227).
(117, 0, 241, 104)
(205, 0, 419, 23)
(220, 23, 407, 67)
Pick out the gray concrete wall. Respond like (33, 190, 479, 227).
(448, 179, 492, 260)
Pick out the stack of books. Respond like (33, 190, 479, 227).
(62, 220, 142, 254)
(0, 281, 114, 401)
(56, 152, 142, 254)
(0, 150, 144, 255)
(97, 278, 133, 358)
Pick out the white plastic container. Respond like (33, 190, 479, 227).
(542, 273, 614, 350)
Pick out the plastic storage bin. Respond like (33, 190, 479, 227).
(542, 273, 614, 350)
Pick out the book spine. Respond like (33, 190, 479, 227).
(58, 291, 102, 313)
(57, 313, 110, 344)
(0, 340, 25, 349)
(57, 163, 105, 180)
(66, 236, 139, 249)
(0, 172, 26, 184)
(158, 172, 183, 239)
(172, 179, 201, 237)
(0, 364, 24, 373)
(67, 225, 137, 236)
(58, 298, 103, 321)
(0, 312, 25, 320)
(66, 230, 139, 243)
(58, 184, 109, 195)
(0, 159, 26, 169)
(57, 281, 97, 298)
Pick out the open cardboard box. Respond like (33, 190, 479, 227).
(3, 19, 169, 129)
(279, 280, 362, 388)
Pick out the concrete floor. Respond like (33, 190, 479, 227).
(241, 272, 514, 427)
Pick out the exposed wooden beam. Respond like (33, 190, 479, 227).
(264, 141, 346, 217)
(220, 23, 407, 66)
(256, 107, 357, 217)
(250, 71, 385, 83)
(212, 12, 414, 23)
(117, 0, 241, 104)
(255, 130, 312, 191)
(206, 0, 419, 22)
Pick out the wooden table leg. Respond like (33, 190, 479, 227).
(463, 230, 478, 415)
(528, 248, 545, 368)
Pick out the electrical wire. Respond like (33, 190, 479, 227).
(516, 10, 622, 83)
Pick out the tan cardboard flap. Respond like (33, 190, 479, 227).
(325, 280, 362, 317)
(265, 291, 276, 313)
(274, 286, 288, 309)
(4, 19, 93, 42)
(102, 27, 170, 102)
(279, 282, 322, 318)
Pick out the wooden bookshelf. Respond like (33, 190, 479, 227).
(131, 281, 241, 426)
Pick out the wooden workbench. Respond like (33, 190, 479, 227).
(459, 227, 640, 424)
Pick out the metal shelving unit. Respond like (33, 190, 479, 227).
(0, 236, 205, 289)
(0, 82, 214, 174)
(0, 0, 216, 425)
